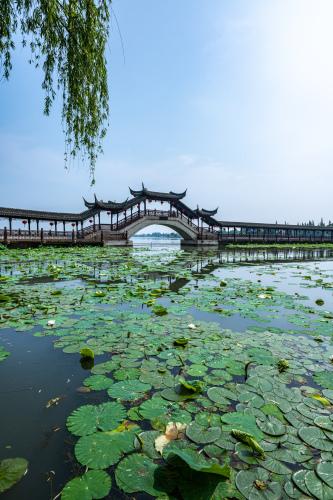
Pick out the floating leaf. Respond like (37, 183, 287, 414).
(231, 430, 265, 458)
(317, 462, 333, 488)
(221, 412, 264, 441)
(235, 468, 282, 499)
(314, 371, 333, 390)
(108, 380, 151, 401)
(186, 422, 221, 444)
(299, 426, 333, 451)
(61, 470, 111, 500)
(67, 402, 126, 436)
(304, 470, 333, 500)
(0, 458, 28, 494)
(83, 375, 113, 391)
(256, 416, 286, 436)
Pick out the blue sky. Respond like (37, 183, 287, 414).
(1, 0, 333, 224)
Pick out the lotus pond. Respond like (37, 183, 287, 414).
(1, 243, 333, 500)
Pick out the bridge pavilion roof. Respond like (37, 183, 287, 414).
(129, 184, 187, 201)
(0, 206, 94, 222)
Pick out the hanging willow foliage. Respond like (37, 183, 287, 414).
(0, 0, 110, 181)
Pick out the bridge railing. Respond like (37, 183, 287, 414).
(82, 210, 201, 234)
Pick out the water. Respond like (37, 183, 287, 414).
(1, 242, 333, 499)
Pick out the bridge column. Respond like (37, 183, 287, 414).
(36, 219, 39, 236)
(63, 221, 66, 235)
(28, 218, 31, 236)
(9, 217, 12, 235)
(55, 221, 57, 236)
(98, 212, 101, 230)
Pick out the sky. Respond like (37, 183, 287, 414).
(1, 0, 333, 227)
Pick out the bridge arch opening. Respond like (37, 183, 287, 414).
(131, 224, 182, 242)
(126, 218, 198, 241)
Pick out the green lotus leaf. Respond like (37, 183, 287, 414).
(194, 412, 221, 428)
(61, 470, 111, 500)
(187, 364, 208, 376)
(260, 403, 285, 422)
(91, 360, 119, 375)
(113, 367, 141, 380)
(160, 387, 198, 402)
(246, 347, 275, 366)
(134, 430, 160, 459)
(323, 390, 333, 403)
(221, 412, 264, 441)
(67, 402, 126, 436)
(256, 416, 286, 436)
(259, 456, 292, 475)
(304, 470, 333, 500)
(314, 372, 333, 390)
(75, 428, 137, 469)
(292, 469, 313, 497)
(298, 426, 333, 451)
(235, 468, 282, 499)
(115, 453, 167, 496)
(164, 447, 230, 477)
(83, 375, 113, 391)
(207, 386, 237, 404)
(284, 479, 305, 499)
(0, 346, 9, 362)
(107, 380, 151, 401)
(317, 462, 333, 488)
(314, 416, 333, 432)
(138, 398, 169, 419)
(0, 458, 28, 494)
(186, 422, 221, 444)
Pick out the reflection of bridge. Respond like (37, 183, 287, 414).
(1, 185, 333, 246)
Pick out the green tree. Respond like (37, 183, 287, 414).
(0, 0, 110, 181)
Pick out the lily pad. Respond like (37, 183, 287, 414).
(304, 470, 333, 500)
(67, 402, 126, 436)
(108, 380, 151, 401)
(235, 468, 282, 499)
(298, 426, 333, 451)
(61, 470, 111, 500)
(256, 416, 286, 436)
(186, 422, 221, 444)
(0, 458, 28, 494)
(221, 412, 264, 441)
(317, 462, 333, 488)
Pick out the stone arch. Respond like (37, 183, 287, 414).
(125, 216, 198, 241)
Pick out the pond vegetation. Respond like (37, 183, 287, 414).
(0, 245, 333, 499)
